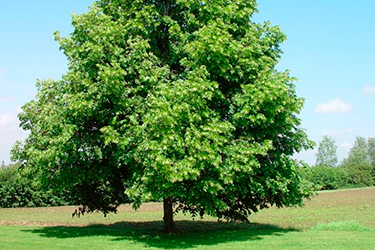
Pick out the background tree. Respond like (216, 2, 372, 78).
(0, 163, 72, 208)
(341, 136, 373, 187)
(368, 137, 375, 180)
(315, 135, 338, 167)
(301, 165, 348, 190)
(12, 0, 314, 232)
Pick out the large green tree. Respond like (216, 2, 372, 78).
(315, 135, 338, 167)
(12, 0, 314, 232)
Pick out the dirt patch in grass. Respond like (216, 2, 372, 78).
(117, 202, 163, 212)
(0, 202, 162, 214)
(317, 187, 375, 205)
(250, 187, 375, 230)
(0, 203, 164, 227)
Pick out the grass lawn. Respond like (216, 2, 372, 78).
(1, 187, 375, 249)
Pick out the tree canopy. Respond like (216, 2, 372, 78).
(341, 136, 374, 187)
(12, 0, 314, 232)
(315, 135, 338, 167)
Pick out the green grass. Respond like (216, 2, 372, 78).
(311, 221, 374, 232)
(250, 186, 375, 230)
(1, 187, 375, 249)
(1, 222, 375, 250)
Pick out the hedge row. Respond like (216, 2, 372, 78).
(0, 165, 73, 208)
(300, 165, 373, 191)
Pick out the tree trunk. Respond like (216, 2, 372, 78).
(162, 196, 178, 233)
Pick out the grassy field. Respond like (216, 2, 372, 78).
(1, 187, 375, 249)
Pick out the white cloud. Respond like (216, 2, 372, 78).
(0, 96, 15, 102)
(0, 78, 13, 85)
(0, 113, 27, 163)
(345, 128, 353, 133)
(315, 98, 353, 114)
(364, 85, 375, 94)
(0, 114, 17, 132)
(340, 143, 352, 149)
(293, 149, 316, 166)
(15, 107, 23, 114)
(322, 128, 354, 140)
(0, 114, 14, 125)
(323, 129, 343, 138)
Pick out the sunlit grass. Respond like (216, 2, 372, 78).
(250, 187, 375, 230)
(312, 221, 374, 232)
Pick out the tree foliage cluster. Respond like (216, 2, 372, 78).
(307, 136, 375, 190)
(341, 136, 375, 187)
(0, 164, 73, 208)
(300, 165, 349, 191)
(12, 0, 314, 232)
(315, 135, 338, 168)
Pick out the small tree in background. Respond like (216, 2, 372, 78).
(315, 135, 338, 167)
(368, 137, 375, 181)
(12, 0, 314, 232)
(341, 136, 373, 187)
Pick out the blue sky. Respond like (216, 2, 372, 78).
(1, 0, 374, 165)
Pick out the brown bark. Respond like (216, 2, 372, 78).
(162, 196, 178, 233)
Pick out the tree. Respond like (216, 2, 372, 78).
(369, 138, 375, 162)
(341, 136, 373, 186)
(0, 163, 73, 208)
(302, 165, 348, 190)
(315, 135, 338, 167)
(12, 0, 314, 232)
(366, 137, 375, 181)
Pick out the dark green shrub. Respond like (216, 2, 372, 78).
(342, 161, 373, 187)
(302, 165, 349, 190)
(0, 164, 73, 208)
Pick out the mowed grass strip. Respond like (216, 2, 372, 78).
(0, 187, 375, 249)
(2, 223, 375, 250)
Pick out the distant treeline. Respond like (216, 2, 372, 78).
(300, 166, 353, 190)
(302, 136, 375, 191)
(0, 163, 73, 208)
